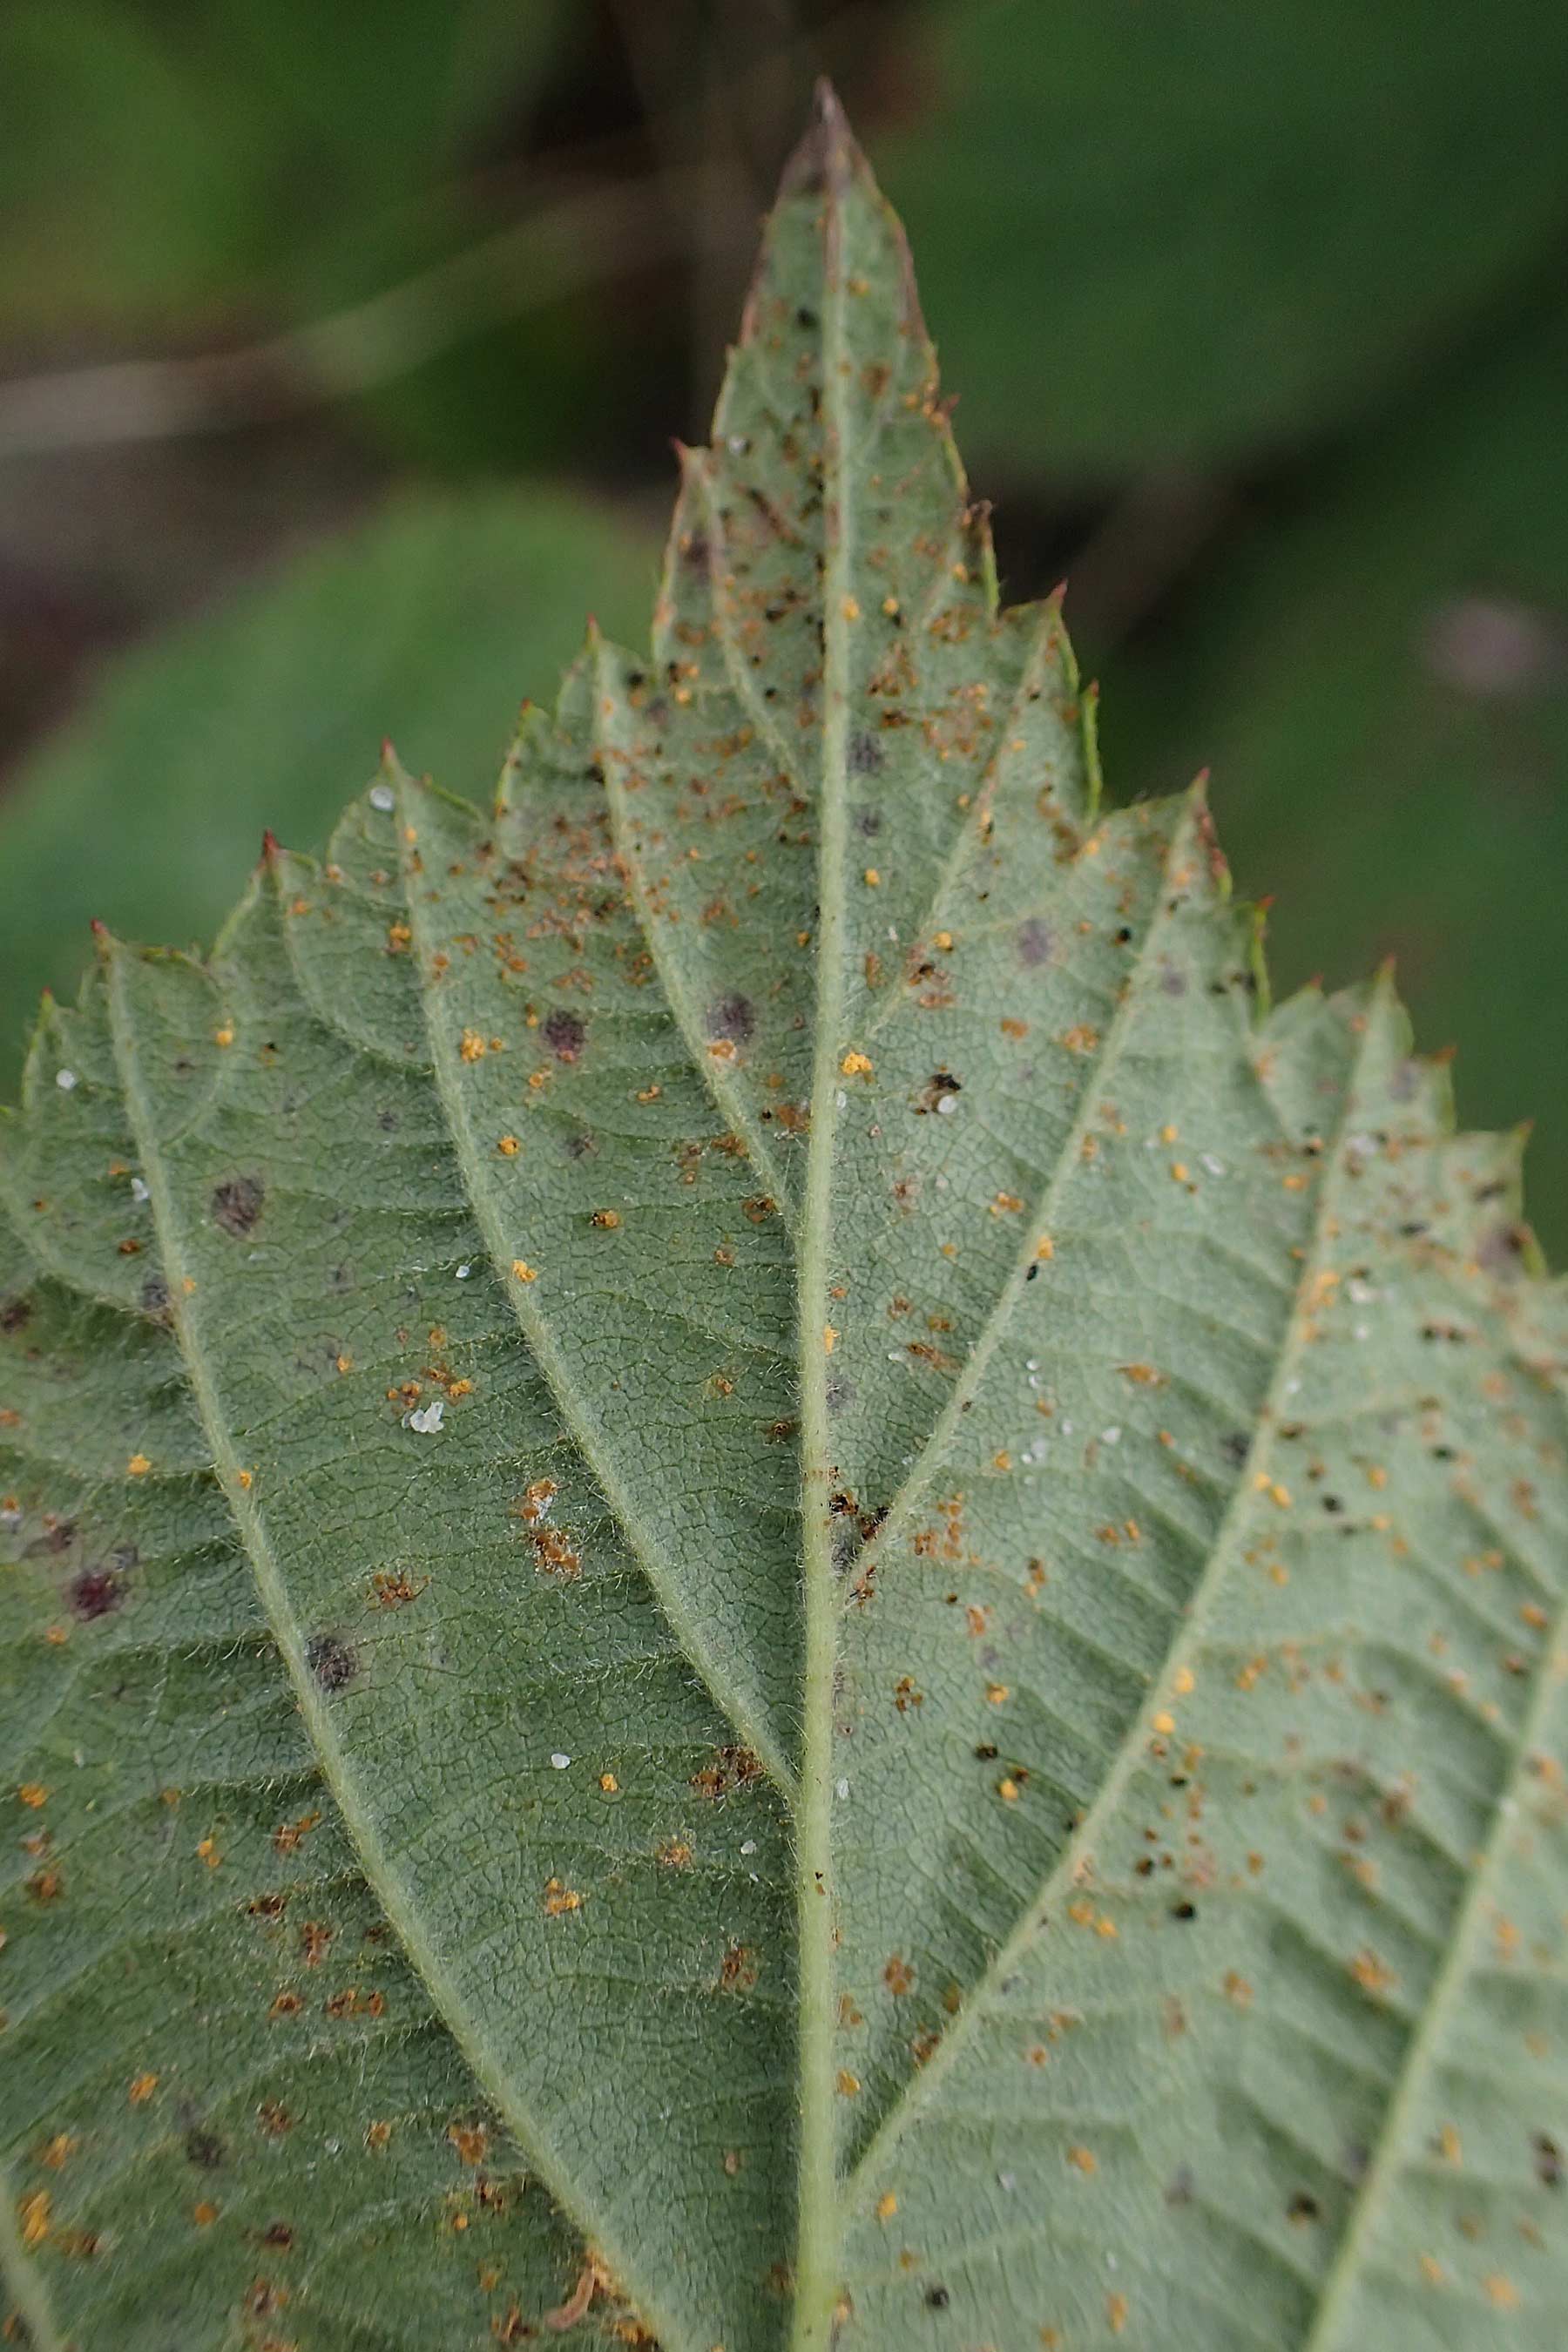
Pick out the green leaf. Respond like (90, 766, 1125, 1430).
(0, 0, 575, 333)
(1105, 305, 1568, 1265)
(882, 0, 1568, 476)
(0, 485, 659, 1096)
(3, 91, 1566, 2351)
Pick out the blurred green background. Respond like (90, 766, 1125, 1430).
(2, 0, 1565, 1252)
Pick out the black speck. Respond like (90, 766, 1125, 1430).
(1288, 2191, 1321, 2223)
(139, 1274, 171, 1320)
(705, 992, 755, 1046)
(307, 1633, 358, 1694)
(848, 732, 884, 776)
(185, 2126, 226, 2169)
(543, 1008, 587, 1063)
(1171, 1900, 1197, 1921)
(212, 1176, 265, 1237)
(923, 2286, 950, 2312)
(0, 1295, 31, 1335)
(1220, 1431, 1250, 1468)
(1534, 2131, 1563, 2188)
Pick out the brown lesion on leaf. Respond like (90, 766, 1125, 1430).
(689, 1747, 764, 1801)
(719, 1942, 760, 1994)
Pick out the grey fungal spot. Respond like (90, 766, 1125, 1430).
(211, 1176, 265, 1237)
(543, 1008, 587, 1062)
(705, 992, 756, 1046)
(1016, 918, 1052, 968)
(307, 1633, 358, 1694)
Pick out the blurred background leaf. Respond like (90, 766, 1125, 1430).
(0, 487, 658, 1090)
(1, 0, 1565, 1251)
(1104, 306, 1568, 1233)
(882, 0, 1568, 480)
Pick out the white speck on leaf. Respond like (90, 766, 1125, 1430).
(369, 783, 395, 813)
(55, 1068, 78, 1092)
(405, 1399, 445, 1434)
(550, 1752, 571, 1770)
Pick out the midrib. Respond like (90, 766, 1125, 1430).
(790, 98, 856, 2352)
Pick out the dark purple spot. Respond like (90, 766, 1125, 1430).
(1535, 2132, 1563, 2188)
(543, 1009, 586, 1064)
(1016, 918, 1052, 968)
(139, 1274, 171, 1320)
(1160, 965, 1187, 997)
(307, 1634, 357, 1694)
(0, 1295, 31, 1335)
(855, 807, 882, 836)
(705, 993, 755, 1046)
(848, 733, 883, 776)
(69, 1566, 125, 1620)
(1165, 2166, 1195, 2207)
(564, 1130, 598, 1160)
(212, 1176, 265, 1237)
(185, 2126, 226, 2169)
(1477, 1221, 1529, 1274)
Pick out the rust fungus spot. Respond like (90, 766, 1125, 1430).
(690, 1747, 764, 1801)
(720, 1942, 760, 1993)
(448, 2121, 489, 2166)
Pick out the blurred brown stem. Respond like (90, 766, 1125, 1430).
(0, 171, 701, 462)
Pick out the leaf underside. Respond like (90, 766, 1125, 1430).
(3, 90, 1566, 2352)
